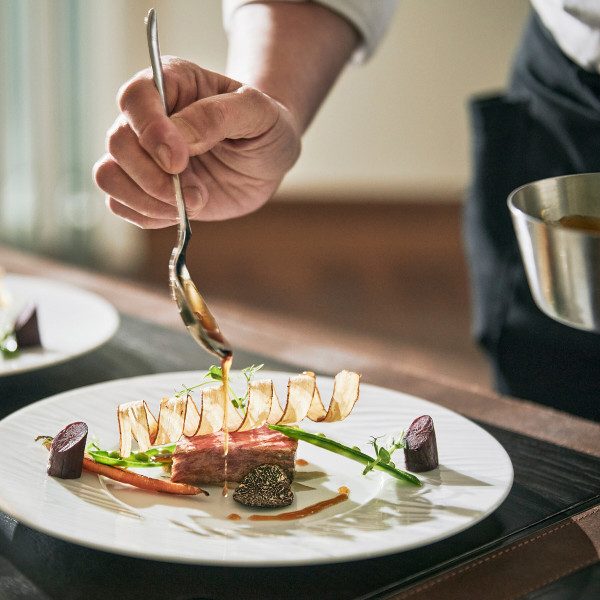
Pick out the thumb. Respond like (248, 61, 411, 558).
(170, 86, 280, 155)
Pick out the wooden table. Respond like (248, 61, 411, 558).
(1, 245, 599, 600)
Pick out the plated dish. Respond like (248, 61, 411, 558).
(0, 274, 119, 375)
(0, 370, 513, 566)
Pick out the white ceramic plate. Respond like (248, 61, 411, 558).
(0, 371, 513, 566)
(0, 274, 119, 375)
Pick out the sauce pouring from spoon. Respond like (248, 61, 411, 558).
(145, 8, 234, 495)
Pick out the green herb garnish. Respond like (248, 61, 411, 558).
(35, 435, 53, 450)
(86, 441, 176, 468)
(363, 433, 406, 475)
(175, 364, 264, 412)
(0, 331, 19, 359)
(268, 424, 420, 486)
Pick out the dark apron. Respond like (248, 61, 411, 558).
(464, 11, 600, 420)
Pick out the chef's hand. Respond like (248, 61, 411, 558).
(93, 57, 301, 227)
(94, 2, 357, 228)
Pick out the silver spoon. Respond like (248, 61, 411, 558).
(145, 8, 232, 360)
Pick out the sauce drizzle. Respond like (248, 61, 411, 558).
(221, 355, 232, 497)
(248, 487, 349, 521)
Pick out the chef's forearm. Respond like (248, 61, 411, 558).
(226, 1, 359, 133)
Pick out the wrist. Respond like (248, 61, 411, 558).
(226, 1, 358, 132)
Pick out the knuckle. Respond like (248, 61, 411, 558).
(105, 196, 120, 215)
(117, 73, 149, 113)
(183, 189, 204, 217)
(204, 98, 229, 133)
(106, 120, 132, 156)
(154, 177, 176, 203)
(93, 157, 120, 190)
(137, 118, 164, 148)
(237, 85, 271, 111)
(237, 85, 261, 102)
(171, 114, 200, 146)
(138, 168, 176, 205)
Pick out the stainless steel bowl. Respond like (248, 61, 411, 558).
(508, 173, 600, 332)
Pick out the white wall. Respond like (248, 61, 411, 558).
(290, 0, 531, 199)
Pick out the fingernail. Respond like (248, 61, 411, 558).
(185, 186, 206, 211)
(156, 144, 171, 171)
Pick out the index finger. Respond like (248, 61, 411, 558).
(117, 67, 189, 174)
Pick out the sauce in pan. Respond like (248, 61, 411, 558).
(555, 214, 600, 233)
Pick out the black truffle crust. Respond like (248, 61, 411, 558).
(233, 464, 294, 508)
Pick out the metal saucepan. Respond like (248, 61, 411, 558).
(508, 172, 600, 332)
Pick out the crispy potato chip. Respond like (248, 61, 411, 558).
(225, 402, 243, 432)
(319, 370, 361, 422)
(182, 395, 201, 437)
(237, 379, 273, 432)
(118, 400, 157, 457)
(196, 385, 225, 436)
(117, 370, 361, 451)
(303, 371, 328, 422)
(154, 396, 187, 446)
(266, 386, 284, 425)
(276, 374, 316, 424)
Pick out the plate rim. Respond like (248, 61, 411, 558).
(0, 273, 119, 376)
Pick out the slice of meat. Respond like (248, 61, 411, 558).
(171, 424, 298, 485)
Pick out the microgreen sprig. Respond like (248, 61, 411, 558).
(174, 364, 264, 412)
(363, 433, 406, 475)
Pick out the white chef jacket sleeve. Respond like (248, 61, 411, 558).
(222, 0, 399, 64)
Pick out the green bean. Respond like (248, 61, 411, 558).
(269, 425, 421, 486)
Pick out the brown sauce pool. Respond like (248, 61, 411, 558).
(248, 487, 349, 522)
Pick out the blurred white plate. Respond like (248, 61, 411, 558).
(0, 371, 513, 565)
(0, 274, 119, 376)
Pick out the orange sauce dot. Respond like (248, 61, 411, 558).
(227, 513, 242, 521)
(296, 458, 309, 466)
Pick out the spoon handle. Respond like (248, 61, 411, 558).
(145, 8, 190, 239)
(146, 8, 169, 114)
